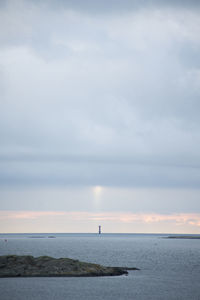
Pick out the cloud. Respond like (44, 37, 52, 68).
(0, 210, 66, 220)
(0, 0, 200, 188)
(0, 210, 200, 233)
(1, 186, 200, 214)
(88, 212, 200, 227)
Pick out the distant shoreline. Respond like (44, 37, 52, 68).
(166, 236, 200, 239)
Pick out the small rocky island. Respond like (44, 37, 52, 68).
(0, 255, 139, 277)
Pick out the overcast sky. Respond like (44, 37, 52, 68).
(0, 0, 200, 233)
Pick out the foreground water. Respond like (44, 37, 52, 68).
(0, 233, 200, 300)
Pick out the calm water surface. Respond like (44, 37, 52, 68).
(0, 233, 200, 300)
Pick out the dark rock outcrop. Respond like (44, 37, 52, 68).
(0, 255, 139, 277)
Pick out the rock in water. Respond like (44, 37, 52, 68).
(0, 255, 139, 277)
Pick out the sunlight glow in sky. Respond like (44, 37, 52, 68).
(0, 0, 200, 233)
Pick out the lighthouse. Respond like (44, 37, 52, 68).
(98, 225, 101, 235)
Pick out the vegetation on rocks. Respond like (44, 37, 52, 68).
(0, 255, 139, 277)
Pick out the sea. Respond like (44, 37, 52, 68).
(0, 233, 200, 300)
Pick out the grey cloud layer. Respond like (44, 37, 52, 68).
(19, 0, 200, 14)
(1, 186, 200, 213)
(0, 0, 200, 187)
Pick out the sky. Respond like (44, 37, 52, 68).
(0, 0, 200, 233)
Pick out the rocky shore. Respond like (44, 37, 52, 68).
(0, 255, 139, 278)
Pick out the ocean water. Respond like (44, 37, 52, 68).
(0, 233, 200, 300)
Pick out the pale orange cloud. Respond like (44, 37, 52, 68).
(0, 211, 200, 228)
(86, 212, 200, 227)
(0, 211, 67, 220)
